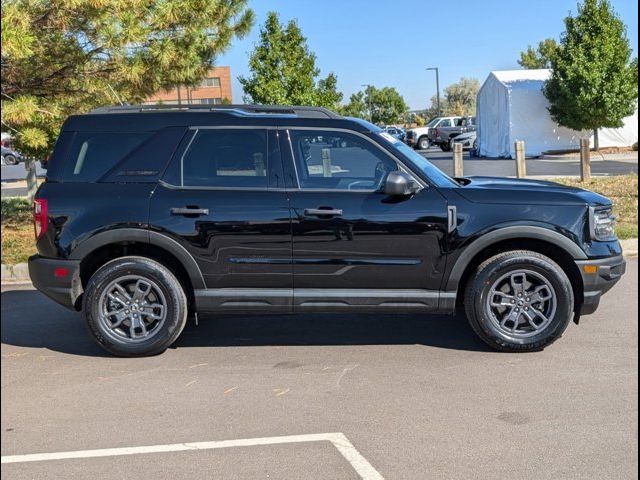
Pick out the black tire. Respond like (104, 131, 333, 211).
(464, 250, 574, 352)
(417, 136, 430, 150)
(4, 154, 18, 165)
(83, 256, 188, 357)
(440, 142, 451, 152)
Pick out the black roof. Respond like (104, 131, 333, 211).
(63, 104, 372, 132)
(89, 104, 341, 119)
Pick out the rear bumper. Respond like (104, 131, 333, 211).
(28, 255, 83, 310)
(576, 255, 626, 315)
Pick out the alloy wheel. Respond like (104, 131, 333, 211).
(485, 269, 557, 339)
(97, 275, 167, 343)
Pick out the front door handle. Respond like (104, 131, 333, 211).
(304, 208, 343, 217)
(170, 207, 209, 216)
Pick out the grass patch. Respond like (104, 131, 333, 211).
(553, 174, 638, 240)
(1, 197, 36, 265)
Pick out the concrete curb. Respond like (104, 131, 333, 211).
(2, 240, 637, 285)
(1, 262, 30, 283)
(620, 238, 638, 257)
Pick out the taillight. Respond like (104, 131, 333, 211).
(33, 198, 48, 241)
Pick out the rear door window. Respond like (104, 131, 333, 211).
(166, 129, 270, 189)
(62, 132, 152, 182)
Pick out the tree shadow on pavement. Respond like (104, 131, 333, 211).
(1, 289, 491, 357)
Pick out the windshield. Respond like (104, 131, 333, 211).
(426, 117, 440, 127)
(376, 132, 459, 188)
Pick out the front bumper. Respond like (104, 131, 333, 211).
(576, 255, 626, 315)
(28, 255, 83, 310)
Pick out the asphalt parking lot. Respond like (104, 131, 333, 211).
(1, 259, 637, 479)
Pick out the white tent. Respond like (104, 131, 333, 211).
(477, 69, 638, 158)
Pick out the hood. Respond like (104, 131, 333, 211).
(455, 176, 611, 206)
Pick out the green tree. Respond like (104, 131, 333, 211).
(544, 0, 638, 150)
(367, 86, 408, 125)
(518, 39, 560, 69)
(1, 0, 253, 157)
(424, 77, 480, 118)
(239, 12, 342, 109)
(340, 86, 408, 124)
(443, 77, 480, 116)
(340, 91, 368, 119)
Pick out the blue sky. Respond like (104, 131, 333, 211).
(217, 0, 639, 110)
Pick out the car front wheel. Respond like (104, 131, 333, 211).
(418, 137, 430, 150)
(4, 154, 18, 165)
(83, 256, 188, 357)
(464, 250, 574, 352)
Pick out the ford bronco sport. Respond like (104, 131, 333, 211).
(29, 105, 626, 357)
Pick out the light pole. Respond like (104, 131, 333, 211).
(426, 67, 441, 116)
(361, 84, 373, 123)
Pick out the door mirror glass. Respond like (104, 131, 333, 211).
(384, 171, 420, 196)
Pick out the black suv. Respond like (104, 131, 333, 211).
(29, 105, 626, 357)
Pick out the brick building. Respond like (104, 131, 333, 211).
(145, 66, 233, 105)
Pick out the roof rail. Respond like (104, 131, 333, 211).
(89, 104, 342, 119)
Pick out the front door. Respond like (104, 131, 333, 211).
(149, 128, 292, 312)
(281, 128, 449, 312)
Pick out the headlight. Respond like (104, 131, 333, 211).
(589, 206, 617, 241)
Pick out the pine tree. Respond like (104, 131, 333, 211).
(1, 0, 254, 156)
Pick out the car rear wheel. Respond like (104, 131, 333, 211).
(83, 256, 188, 357)
(4, 154, 18, 165)
(464, 250, 574, 352)
(418, 136, 430, 150)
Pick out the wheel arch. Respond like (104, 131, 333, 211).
(70, 228, 205, 309)
(447, 227, 586, 313)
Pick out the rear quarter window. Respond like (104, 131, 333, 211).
(61, 132, 152, 182)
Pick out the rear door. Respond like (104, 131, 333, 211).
(149, 127, 293, 313)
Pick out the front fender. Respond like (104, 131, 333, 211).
(444, 225, 587, 292)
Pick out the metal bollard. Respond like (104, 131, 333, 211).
(25, 158, 38, 203)
(515, 140, 526, 178)
(580, 138, 591, 183)
(453, 142, 464, 178)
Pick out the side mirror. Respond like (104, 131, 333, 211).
(384, 171, 420, 196)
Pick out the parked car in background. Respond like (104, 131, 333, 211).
(406, 116, 462, 150)
(451, 130, 477, 154)
(429, 116, 476, 152)
(1, 145, 23, 165)
(382, 126, 406, 142)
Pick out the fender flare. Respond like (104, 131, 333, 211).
(445, 226, 587, 291)
(69, 228, 206, 289)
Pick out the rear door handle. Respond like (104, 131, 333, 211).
(304, 208, 343, 217)
(170, 207, 209, 216)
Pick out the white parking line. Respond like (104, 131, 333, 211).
(1, 432, 384, 480)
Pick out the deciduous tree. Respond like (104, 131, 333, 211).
(544, 0, 638, 150)
(340, 86, 408, 125)
(518, 39, 559, 69)
(239, 12, 342, 109)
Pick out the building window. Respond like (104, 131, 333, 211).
(199, 98, 222, 105)
(201, 77, 221, 88)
